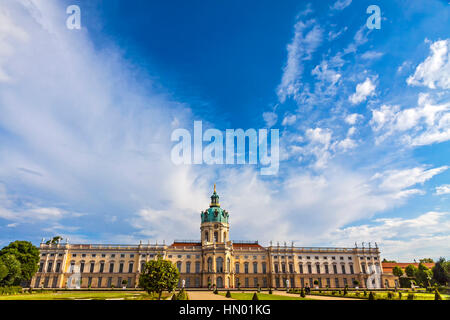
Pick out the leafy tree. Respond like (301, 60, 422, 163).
(0, 241, 40, 285)
(415, 263, 433, 287)
(419, 258, 433, 263)
(434, 288, 442, 300)
(138, 256, 179, 300)
(45, 236, 63, 245)
(0, 254, 21, 286)
(392, 266, 404, 277)
(404, 264, 417, 278)
(432, 257, 449, 286)
(353, 280, 360, 287)
(0, 261, 8, 282)
(382, 259, 396, 263)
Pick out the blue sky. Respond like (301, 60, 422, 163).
(0, 0, 449, 261)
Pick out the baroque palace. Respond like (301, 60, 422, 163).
(31, 186, 396, 289)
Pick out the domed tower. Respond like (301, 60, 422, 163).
(200, 184, 230, 244)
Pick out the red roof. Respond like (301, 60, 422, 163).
(382, 262, 435, 273)
(170, 242, 201, 247)
(232, 243, 264, 248)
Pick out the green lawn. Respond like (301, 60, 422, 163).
(0, 290, 171, 300)
(306, 291, 449, 300)
(219, 292, 314, 300)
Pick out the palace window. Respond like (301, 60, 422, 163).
(245, 278, 249, 287)
(130, 254, 134, 258)
(101, 254, 106, 258)
(307, 265, 312, 274)
(235, 263, 240, 274)
(227, 258, 230, 272)
(214, 232, 218, 242)
(99, 262, 105, 273)
(39, 262, 44, 272)
(186, 255, 191, 259)
(315, 256, 319, 260)
(186, 262, 191, 274)
(349, 265, 354, 274)
(333, 264, 337, 274)
(316, 264, 321, 274)
(80, 262, 85, 273)
(47, 262, 53, 273)
(254, 278, 258, 287)
(289, 264, 294, 273)
(120, 254, 125, 258)
(341, 264, 346, 274)
(107, 277, 112, 287)
(119, 262, 124, 273)
(274, 264, 279, 273)
(216, 257, 224, 273)
(253, 262, 258, 273)
(332, 256, 336, 260)
(109, 262, 114, 273)
(340, 257, 344, 260)
(281, 263, 286, 273)
(335, 278, 339, 287)
(111, 254, 115, 258)
(348, 257, 352, 260)
(92, 254, 96, 257)
(140, 262, 145, 272)
(195, 261, 200, 273)
(98, 277, 102, 287)
(299, 264, 303, 274)
(128, 262, 133, 273)
(177, 255, 182, 258)
(298, 256, 302, 259)
(55, 262, 61, 273)
(263, 278, 267, 288)
(262, 262, 267, 274)
(244, 262, 249, 274)
(207, 258, 213, 272)
(361, 263, 367, 274)
(177, 262, 182, 272)
(90, 262, 95, 273)
(306, 256, 310, 260)
(324, 265, 329, 274)
(50, 253, 54, 257)
(343, 278, 348, 287)
(82, 254, 86, 258)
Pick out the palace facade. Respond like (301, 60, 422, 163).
(31, 186, 396, 289)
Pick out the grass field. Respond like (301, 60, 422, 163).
(0, 291, 171, 300)
(218, 292, 314, 300)
(305, 291, 450, 300)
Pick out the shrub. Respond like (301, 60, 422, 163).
(398, 292, 402, 300)
(407, 293, 415, 300)
(252, 292, 259, 300)
(355, 291, 360, 297)
(172, 289, 189, 300)
(213, 289, 218, 295)
(300, 288, 305, 298)
(269, 288, 272, 294)
(387, 291, 394, 300)
(0, 286, 22, 295)
(368, 292, 375, 300)
(225, 290, 232, 298)
(343, 287, 348, 296)
(363, 290, 367, 296)
(331, 291, 336, 295)
(434, 289, 443, 300)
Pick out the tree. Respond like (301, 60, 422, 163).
(392, 266, 404, 277)
(404, 264, 417, 278)
(432, 257, 449, 286)
(0, 241, 40, 285)
(415, 263, 433, 287)
(353, 280, 360, 287)
(382, 259, 396, 263)
(45, 236, 63, 245)
(138, 256, 180, 300)
(0, 254, 21, 286)
(252, 292, 259, 300)
(419, 258, 433, 263)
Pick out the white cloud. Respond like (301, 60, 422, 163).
(277, 19, 323, 103)
(361, 51, 384, 60)
(345, 113, 363, 125)
(435, 184, 450, 195)
(281, 114, 296, 126)
(370, 93, 450, 146)
(262, 112, 278, 127)
(330, 0, 352, 11)
(349, 77, 376, 104)
(325, 211, 450, 261)
(371, 166, 448, 196)
(407, 39, 450, 89)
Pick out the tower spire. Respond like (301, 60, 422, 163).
(214, 183, 216, 193)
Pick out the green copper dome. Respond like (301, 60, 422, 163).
(201, 185, 229, 223)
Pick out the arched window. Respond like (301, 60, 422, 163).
(207, 257, 213, 272)
(216, 257, 224, 273)
(205, 231, 209, 242)
(176, 261, 182, 272)
(214, 232, 218, 242)
(186, 262, 191, 273)
(227, 258, 230, 272)
(235, 263, 240, 274)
